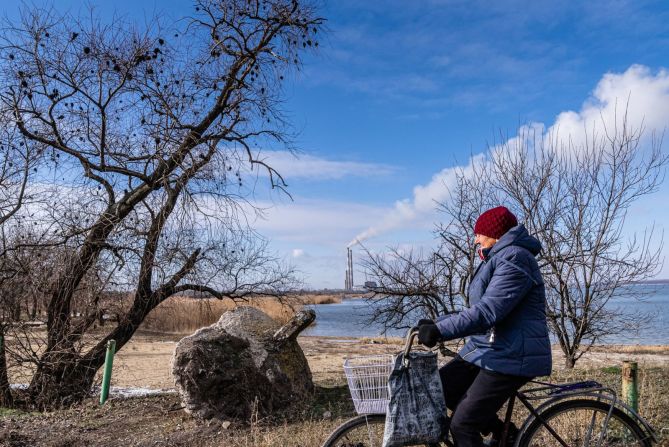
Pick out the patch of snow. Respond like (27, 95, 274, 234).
(10, 383, 176, 398)
(100, 386, 177, 398)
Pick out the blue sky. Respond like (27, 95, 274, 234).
(5, 1, 669, 288)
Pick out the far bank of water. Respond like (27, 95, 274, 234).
(301, 284, 669, 345)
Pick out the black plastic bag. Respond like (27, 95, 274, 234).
(382, 351, 449, 447)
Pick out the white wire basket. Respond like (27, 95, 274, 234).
(343, 354, 395, 415)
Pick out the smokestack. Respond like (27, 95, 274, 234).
(348, 248, 354, 290)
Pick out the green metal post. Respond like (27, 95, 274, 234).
(99, 339, 116, 405)
(622, 360, 638, 412)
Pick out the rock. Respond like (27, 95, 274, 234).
(221, 421, 231, 430)
(172, 306, 315, 420)
(322, 410, 332, 419)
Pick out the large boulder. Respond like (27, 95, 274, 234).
(172, 306, 315, 420)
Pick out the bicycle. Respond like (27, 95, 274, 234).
(322, 328, 658, 447)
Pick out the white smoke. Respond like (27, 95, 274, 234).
(348, 64, 669, 247)
(347, 153, 487, 247)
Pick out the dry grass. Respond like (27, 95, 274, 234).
(302, 294, 343, 305)
(214, 416, 348, 447)
(140, 293, 347, 333)
(140, 297, 295, 333)
(588, 344, 669, 355)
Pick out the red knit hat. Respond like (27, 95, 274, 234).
(474, 206, 518, 240)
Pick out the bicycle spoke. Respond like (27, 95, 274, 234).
(583, 409, 598, 447)
(522, 402, 647, 447)
(365, 419, 381, 446)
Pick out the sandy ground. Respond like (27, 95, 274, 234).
(103, 332, 669, 390)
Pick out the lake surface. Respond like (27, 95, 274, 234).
(302, 284, 669, 345)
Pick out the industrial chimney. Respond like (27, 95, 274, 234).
(346, 248, 354, 290)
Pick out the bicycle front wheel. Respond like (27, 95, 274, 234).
(518, 399, 652, 447)
(321, 414, 386, 447)
(321, 414, 444, 447)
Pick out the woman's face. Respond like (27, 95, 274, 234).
(475, 233, 498, 249)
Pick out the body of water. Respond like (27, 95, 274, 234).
(302, 284, 669, 345)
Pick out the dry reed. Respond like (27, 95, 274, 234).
(140, 293, 346, 333)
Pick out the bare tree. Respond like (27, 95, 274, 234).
(362, 247, 456, 331)
(0, 0, 321, 408)
(0, 116, 44, 406)
(490, 117, 666, 367)
(362, 114, 666, 368)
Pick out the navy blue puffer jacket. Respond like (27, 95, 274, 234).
(435, 224, 552, 377)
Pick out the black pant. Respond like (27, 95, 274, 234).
(439, 356, 530, 447)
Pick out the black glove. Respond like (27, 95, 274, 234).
(418, 323, 442, 348)
(417, 318, 434, 327)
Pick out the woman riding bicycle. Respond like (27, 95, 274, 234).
(417, 206, 552, 447)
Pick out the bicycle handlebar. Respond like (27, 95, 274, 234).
(403, 327, 419, 359)
(403, 327, 458, 360)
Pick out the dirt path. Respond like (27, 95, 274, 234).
(104, 333, 669, 390)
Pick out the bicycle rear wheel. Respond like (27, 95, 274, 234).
(518, 399, 652, 447)
(321, 414, 444, 447)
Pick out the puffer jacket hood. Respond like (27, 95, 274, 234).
(435, 224, 552, 377)
(490, 224, 541, 257)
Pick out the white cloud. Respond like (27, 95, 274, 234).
(546, 64, 669, 149)
(254, 150, 397, 181)
(349, 65, 669, 246)
(251, 197, 390, 248)
(291, 248, 305, 258)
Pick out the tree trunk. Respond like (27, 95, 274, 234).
(30, 292, 38, 320)
(27, 352, 98, 409)
(11, 301, 20, 321)
(28, 222, 182, 408)
(564, 354, 576, 369)
(0, 334, 13, 407)
(27, 315, 151, 410)
(27, 290, 160, 408)
(28, 209, 137, 408)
